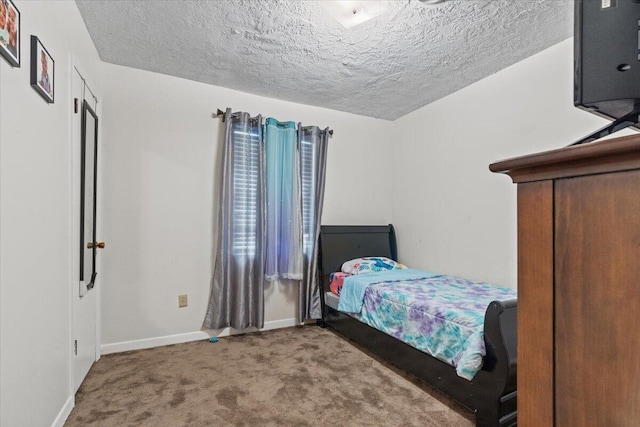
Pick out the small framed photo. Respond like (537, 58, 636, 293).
(0, 0, 20, 67)
(30, 36, 54, 103)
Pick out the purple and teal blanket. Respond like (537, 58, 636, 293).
(337, 269, 516, 380)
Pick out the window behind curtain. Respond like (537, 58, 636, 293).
(231, 123, 317, 257)
(300, 137, 316, 254)
(231, 122, 260, 256)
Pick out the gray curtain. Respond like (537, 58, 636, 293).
(204, 110, 330, 329)
(203, 109, 266, 330)
(298, 126, 330, 322)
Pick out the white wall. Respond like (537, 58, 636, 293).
(391, 39, 635, 288)
(99, 63, 393, 347)
(0, 1, 102, 427)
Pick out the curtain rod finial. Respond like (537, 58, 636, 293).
(214, 109, 226, 122)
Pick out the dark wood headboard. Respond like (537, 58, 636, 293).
(318, 224, 398, 289)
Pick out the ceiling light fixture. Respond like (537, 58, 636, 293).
(418, 0, 446, 4)
(320, 1, 390, 29)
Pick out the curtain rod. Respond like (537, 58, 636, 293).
(213, 109, 334, 136)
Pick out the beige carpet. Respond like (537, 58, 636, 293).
(65, 325, 474, 426)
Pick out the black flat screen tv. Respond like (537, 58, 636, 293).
(573, 0, 640, 145)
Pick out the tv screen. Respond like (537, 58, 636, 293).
(574, 0, 640, 142)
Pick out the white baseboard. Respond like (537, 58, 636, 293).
(51, 395, 74, 427)
(101, 317, 302, 355)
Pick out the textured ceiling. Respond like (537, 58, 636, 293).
(75, 0, 573, 120)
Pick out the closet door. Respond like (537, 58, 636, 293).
(555, 170, 640, 426)
(72, 65, 101, 393)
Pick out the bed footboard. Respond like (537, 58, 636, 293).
(474, 299, 517, 427)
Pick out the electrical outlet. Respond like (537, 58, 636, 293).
(178, 294, 188, 308)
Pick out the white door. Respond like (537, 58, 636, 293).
(72, 66, 101, 392)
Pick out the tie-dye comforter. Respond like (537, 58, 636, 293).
(337, 269, 517, 380)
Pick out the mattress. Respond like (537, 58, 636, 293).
(325, 291, 340, 310)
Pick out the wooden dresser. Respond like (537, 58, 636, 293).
(490, 134, 640, 427)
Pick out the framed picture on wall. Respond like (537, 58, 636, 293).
(30, 36, 54, 103)
(0, 0, 20, 67)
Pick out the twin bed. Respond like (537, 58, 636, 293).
(317, 225, 517, 427)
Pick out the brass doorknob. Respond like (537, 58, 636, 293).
(87, 241, 106, 249)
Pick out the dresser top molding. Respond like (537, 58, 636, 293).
(490, 133, 640, 183)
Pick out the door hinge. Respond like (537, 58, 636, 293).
(74, 98, 79, 114)
(74, 340, 78, 355)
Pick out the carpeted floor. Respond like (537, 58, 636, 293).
(65, 325, 474, 426)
